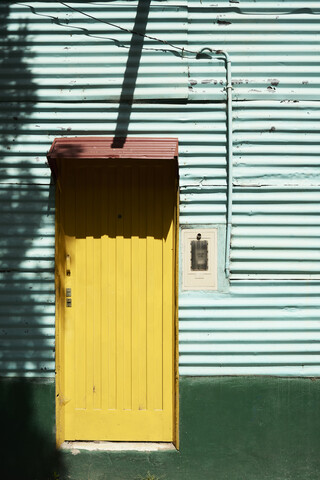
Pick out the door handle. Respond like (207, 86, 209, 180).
(66, 254, 71, 276)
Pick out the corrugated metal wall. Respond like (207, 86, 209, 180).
(4, 2, 188, 101)
(1, 1, 320, 376)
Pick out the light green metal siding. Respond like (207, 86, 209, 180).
(4, 2, 188, 101)
(0, 1, 320, 377)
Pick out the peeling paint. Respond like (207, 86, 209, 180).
(1, 0, 320, 383)
(232, 80, 244, 85)
(217, 19, 232, 26)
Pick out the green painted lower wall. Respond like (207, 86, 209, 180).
(2, 376, 320, 480)
(0, 378, 61, 480)
(179, 377, 320, 480)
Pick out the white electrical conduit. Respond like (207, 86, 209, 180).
(196, 48, 233, 278)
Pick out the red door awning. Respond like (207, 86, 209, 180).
(47, 137, 179, 179)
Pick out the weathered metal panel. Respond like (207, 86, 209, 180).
(3, 100, 319, 187)
(179, 281, 320, 376)
(0, 102, 227, 186)
(187, 4, 320, 101)
(1, 1, 320, 378)
(231, 187, 320, 277)
(233, 101, 320, 186)
(2, 2, 188, 101)
(184, 0, 320, 379)
(0, 184, 55, 376)
(1, 97, 320, 375)
(1, 101, 320, 272)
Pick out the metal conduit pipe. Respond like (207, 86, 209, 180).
(196, 48, 233, 278)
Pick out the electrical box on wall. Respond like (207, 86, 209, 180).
(182, 228, 218, 290)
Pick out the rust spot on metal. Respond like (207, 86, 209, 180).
(190, 79, 198, 86)
(302, 81, 309, 85)
(267, 86, 276, 92)
(217, 19, 232, 26)
(270, 79, 280, 87)
(270, 126, 276, 132)
(232, 79, 244, 85)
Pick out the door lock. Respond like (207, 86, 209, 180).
(66, 288, 72, 307)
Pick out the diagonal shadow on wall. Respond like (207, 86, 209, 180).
(112, 0, 151, 148)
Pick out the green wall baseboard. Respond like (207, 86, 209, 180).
(1, 376, 320, 480)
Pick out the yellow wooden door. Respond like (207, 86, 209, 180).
(56, 158, 177, 442)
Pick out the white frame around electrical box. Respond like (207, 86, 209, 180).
(182, 228, 218, 291)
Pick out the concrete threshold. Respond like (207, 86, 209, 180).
(62, 441, 176, 453)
